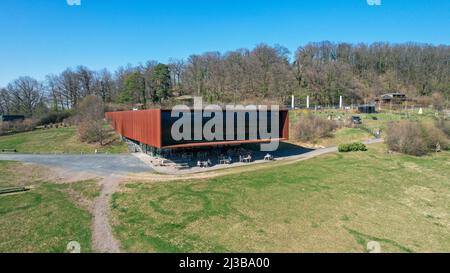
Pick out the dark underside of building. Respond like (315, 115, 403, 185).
(0, 115, 25, 122)
(106, 109, 289, 155)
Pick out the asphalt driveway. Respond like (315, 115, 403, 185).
(0, 154, 153, 176)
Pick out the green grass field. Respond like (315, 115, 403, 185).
(316, 127, 373, 147)
(112, 143, 450, 253)
(0, 161, 98, 253)
(0, 127, 127, 154)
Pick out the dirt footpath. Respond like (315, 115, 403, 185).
(49, 168, 123, 253)
(92, 175, 122, 253)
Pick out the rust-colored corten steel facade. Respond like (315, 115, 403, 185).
(106, 109, 289, 149)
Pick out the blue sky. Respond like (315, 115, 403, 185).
(0, 0, 449, 86)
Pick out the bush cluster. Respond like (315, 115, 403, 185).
(385, 120, 449, 156)
(294, 115, 339, 142)
(76, 96, 110, 146)
(37, 110, 74, 126)
(436, 119, 450, 138)
(338, 142, 368, 152)
(0, 119, 36, 135)
(78, 120, 109, 145)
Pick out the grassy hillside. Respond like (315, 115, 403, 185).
(0, 161, 98, 253)
(289, 108, 441, 147)
(112, 143, 450, 253)
(0, 127, 127, 154)
(307, 127, 373, 148)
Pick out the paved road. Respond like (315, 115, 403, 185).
(0, 154, 153, 176)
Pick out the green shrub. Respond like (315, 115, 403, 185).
(338, 144, 350, 152)
(350, 142, 368, 151)
(338, 142, 367, 152)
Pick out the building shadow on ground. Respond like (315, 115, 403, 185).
(162, 141, 315, 168)
(242, 142, 314, 160)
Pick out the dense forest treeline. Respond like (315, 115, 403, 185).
(1, 41, 450, 117)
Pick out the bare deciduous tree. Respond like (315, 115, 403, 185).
(7, 77, 45, 116)
(2, 42, 449, 113)
(77, 95, 109, 146)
